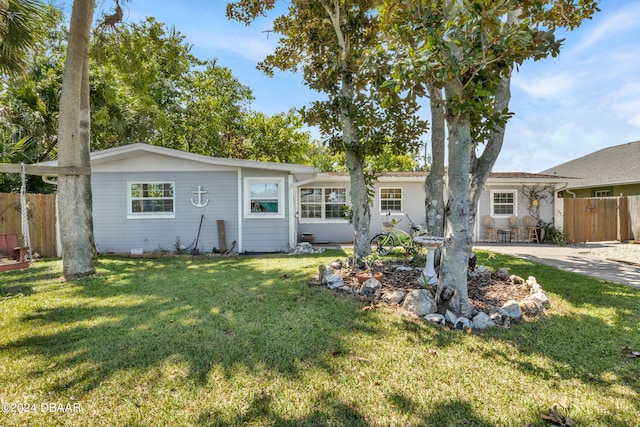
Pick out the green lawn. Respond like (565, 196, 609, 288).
(0, 250, 638, 426)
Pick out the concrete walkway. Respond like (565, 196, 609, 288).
(473, 243, 640, 289)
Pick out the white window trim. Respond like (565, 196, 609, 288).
(127, 181, 176, 219)
(299, 186, 349, 223)
(490, 189, 517, 218)
(379, 187, 404, 215)
(244, 177, 285, 219)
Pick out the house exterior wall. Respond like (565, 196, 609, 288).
(240, 169, 292, 253)
(476, 185, 555, 242)
(297, 180, 427, 243)
(80, 145, 570, 252)
(370, 181, 427, 237)
(296, 179, 354, 243)
(92, 171, 238, 254)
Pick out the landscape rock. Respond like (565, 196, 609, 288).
(528, 291, 550, 308)
(495, 267, 510, 281)
(382, 290, 406, 304)
(510, 274, 525, 284)
(475, 266, 493, 283)
(519, 298, 545, 317)
(526, 276, 545, 294)
(454, 317, 473, 331)
(402, 289, 437, 317)
(395, 266, 414, 272)
(329, 259, 344, 270)
(488, 306, 511, 326)
(501, 300, 522, 320)
(467, 269, 479, 281)
(445, 310, 458, 325)
(318, 265, 328, 283)
(291, 242, 324, 255)
(472, 312, 496, 329)
(424, 313, 445, 325)
(324, 269, 344, 289)
(360, 277, 382, 296)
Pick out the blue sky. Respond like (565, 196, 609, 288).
(85, 0, 640, 172)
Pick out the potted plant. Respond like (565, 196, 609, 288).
(355, 253, 384, 284)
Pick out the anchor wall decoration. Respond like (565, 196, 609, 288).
(191, 185, 209, 207)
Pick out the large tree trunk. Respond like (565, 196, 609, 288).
(340, 76, 370, 261)
(424, 84, 446, 237)
(57, 0, 96, 280)
(346, 147, 370, 260)
(469, 72, 513, 232)
(438, 82, 474, 318)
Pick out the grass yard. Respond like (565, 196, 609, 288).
(0, 250, 638, 426)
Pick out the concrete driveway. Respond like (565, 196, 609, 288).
(473, 243, 640, 289)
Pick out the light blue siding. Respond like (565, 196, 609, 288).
(241, 169, 291, 252)
(297, 180, 427, 243)
(92, 171, 238, 253)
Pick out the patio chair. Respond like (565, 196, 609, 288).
(523, 216, 539, 243)
(509, 216, 523, 242)
(483, 215, 497, 243)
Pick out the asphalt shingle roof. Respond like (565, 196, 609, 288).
(539, 141, 640, 188)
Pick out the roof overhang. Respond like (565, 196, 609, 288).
(38, 143, 318, 180)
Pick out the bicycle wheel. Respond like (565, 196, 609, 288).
(371, 233, 394, 256)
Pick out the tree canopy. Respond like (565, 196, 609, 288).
(380, 0, 600, 316)
(1, 4, 325, 192)
(227, 0, 427, 258)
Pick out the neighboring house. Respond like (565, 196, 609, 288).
(42, 143, 579, 254)
(540, 140, 640, 198)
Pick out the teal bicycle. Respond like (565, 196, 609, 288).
(370, 214, 428, 256)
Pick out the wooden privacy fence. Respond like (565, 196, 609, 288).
(0, 193, 57, 258)
(563, 196, 638, 243)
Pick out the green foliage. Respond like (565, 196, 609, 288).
(544, 224, 570, 245)
(241, 109, 314, 163)
(0, 0, 45, 76)
(227, 0, 427, 161)
(0, 4, 320, 191)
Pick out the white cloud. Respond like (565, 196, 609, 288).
(512, 72, 580, 99)
(193, 33, 277, 61)
(573, 3, 640, 51)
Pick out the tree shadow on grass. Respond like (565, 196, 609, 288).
(4, 255, 379, 394)
(386, 392, 494, 427)
(198, 391, 369, 426)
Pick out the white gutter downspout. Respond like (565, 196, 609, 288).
(237, 168, 243, 253)
(288, 175, 295, 251)
(554, 183, 574, 232)
(291, 174, 319, 249)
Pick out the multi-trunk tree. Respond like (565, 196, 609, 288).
(381, 0, 599, 316)
(227, 0, 426, 260)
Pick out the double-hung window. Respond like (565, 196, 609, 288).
(245, 178, 285, 218)
(128, 182, 175, 219)
(380, 187, 403, 213)
(299, 187, 347, 221)
(491, 190, 516, 216)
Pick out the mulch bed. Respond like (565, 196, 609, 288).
(334, 258, 533, 312)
